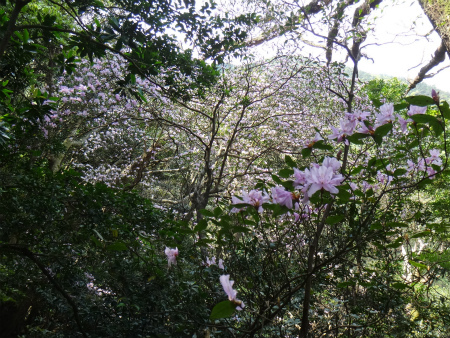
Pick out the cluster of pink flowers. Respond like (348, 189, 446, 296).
(406, 149, 442, 178)
(327, 103, 429, 143)
(205, 256, 225, 269)
(231, 156, 344, 212)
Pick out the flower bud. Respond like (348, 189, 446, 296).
(431, 89, 439, 103)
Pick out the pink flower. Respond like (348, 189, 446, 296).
(271, 186, 293, 208)
(218, 259, 224, 270)
(205, 256, 216, 266)
(220, 275, 244, 310)
(231, 189, 270, 213)
(398, 116, 412, 133)
(375, 103, 395, 126)
(293, 168, 308, 187)
(408, 105, 427, 116)
(322, 156, 341, 172)
(356, 123, 375, 135)
(345, 111, 370, 122)
(165, 247, 178, 267)
(304, 165, 344, 197)
(427, 149, 442, 166)
(328, 118, 356, 143)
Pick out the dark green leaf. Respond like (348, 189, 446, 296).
(199, 209, 214, 217)
(405, 96, 434, 106)
(374, 123, 393, 137)
(337, 281, 356, 288)
(107, 242, 128, 251)
(393, 169, 407, 177)
(285, 155, 296, 168)
(279, 168, 294, 178)
(386, 222, 408, 228)
(210, 300, 236, 320)
(391, 282, 408, 290)
(312, 140, 333, 150)
(408, 260, 427, 269)
(394, 102, 409, 111)
(325, 215, 345, 225)
(302, 147, 312, 158)
(410, 231, 430, 239)
(440, 101, 450, 119)
(194, 219, 208, 232)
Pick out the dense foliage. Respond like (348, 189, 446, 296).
(2, 0, 450, 337)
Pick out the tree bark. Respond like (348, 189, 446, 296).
(418, 0, 450, 58)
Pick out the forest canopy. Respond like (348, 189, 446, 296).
(2, 0, 450, 337)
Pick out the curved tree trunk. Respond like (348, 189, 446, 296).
(419, 0, 450, 58)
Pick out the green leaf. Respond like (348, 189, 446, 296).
(312, 140, 332, 150)
(325, 215, 345, 225)
(93, 229, 104, 241)
(199, 209, 214, 217)
(386, 237, 403, 248)
(232, 226, 251, 233)
(302, 147, 312, 158)
(405, 96, 434, 106)
(336, 187, 351, 202)
(213, 207, 222, 217)
(386, 222, 408, 228)
(194, 219, 208, 232)
(391, 282, 408, 290)
(285, 155, 296, 168)
(408, 260, 427, 269)
(372, 134, 382, 145)
(440, 101, 450, 119)
(91, 235, 102, 247)
(347, 133, 370, 145)
(337, 281, 356, 288)
(371, 98, 382, 108)
(210, 300, 236, 320)
(410, 231, 430, 239)
(374, 123, 393, 137)
(394, 102, 409, 111)
(272, 174, 282, 184)
(279, 168, 294, 178)
(393, 169, 407, 177)
(410, 114, 439, 124)
(370, 222, 382, 230)
(107, 242, 128, 251)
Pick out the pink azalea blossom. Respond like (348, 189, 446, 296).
(218, 259, 224, 270)
(322, 156, 341, 172)
(231, 189, 270, 213)
(165, 247, 178, 267)
(345, 110, 370, 122)
(205, 256, 216, 266)
(427, 149, 442, 166)
(220, 275, 244, 310)
(356, 123, 375, 135)
(293, 168, 308, 187)
(398, 116, 412, 133)
(375, 103, 395, 126)
(328, 118, 356, 143)
(408, 105, 427, 116)
(427, 166, 437, 178)
(271, 186, 293, 208)
(304, 165, 344, 197)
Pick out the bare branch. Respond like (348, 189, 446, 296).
(407, 40, 446, 93)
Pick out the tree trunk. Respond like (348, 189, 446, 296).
(418, 0, 450, 58)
